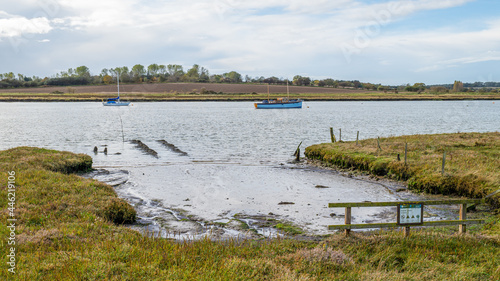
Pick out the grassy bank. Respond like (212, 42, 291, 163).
(1, 147, 499, 280)
(305, 132, 500, 208)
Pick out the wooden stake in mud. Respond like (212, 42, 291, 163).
(294, 141, 302, 161)
(330, 127, 336, 143)
(119, 115, 125, 143)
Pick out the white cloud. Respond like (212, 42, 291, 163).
(0, 14, 52, 38)
(360, 18, 500, 74)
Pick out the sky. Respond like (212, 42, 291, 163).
(1, 0, 500, 85)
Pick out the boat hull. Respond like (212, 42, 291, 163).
(254, 101, 302, 109)
(102, 101, 130, 106)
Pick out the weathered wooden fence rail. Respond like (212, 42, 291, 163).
(328, 199, 485, 237)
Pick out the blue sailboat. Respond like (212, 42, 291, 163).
(103, 75, 130, 106)
(254, 82, 302, 109)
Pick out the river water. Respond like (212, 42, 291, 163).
(1, 101, 498, 238)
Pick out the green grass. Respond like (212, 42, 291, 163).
(305, 132, 500, 207)
(1, 146, 499, 280)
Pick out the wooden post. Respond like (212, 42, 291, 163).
(459, 203, 467, 234)
(356, 131, 359, 145)
(377, 137, 382, 151)
(330, 127, 336, 143)
(339, 128, 342, 142)
(119, 115, 125, 143)
(345, 207, 351, 236)
(442, 151, 446, 175)
(404, 226, 410, 237)
(294, 141, 302, 162)
(404, 143, 408, 165)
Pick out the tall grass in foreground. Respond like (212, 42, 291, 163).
(1, 146, 499, 280)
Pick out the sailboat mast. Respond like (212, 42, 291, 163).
(117, 74, 120, 98)
(267, 84, 270, 102)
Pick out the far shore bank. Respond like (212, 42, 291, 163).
(0, 93, 498, 102)
(0, 82, 498, 102)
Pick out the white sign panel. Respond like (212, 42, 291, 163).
(398, 204, 423, 225)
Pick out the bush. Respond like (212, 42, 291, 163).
(102, 197, 136, 224)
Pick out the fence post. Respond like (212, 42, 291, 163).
(345, 207, 351, 236)
(459, 203, 467, 234)
(404, 226, 410, 237)
(339, 128, 342, 142)
(356, 131, 359, 145)
(330, 127, 336, 143)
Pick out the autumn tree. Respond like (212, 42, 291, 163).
(184, 64, 200, 82)
(158, 65, 168, 82)
(453, 80, 464, 92)
(101, 68, 109, 76)
(75, 66, 90, 78)
(210, 74, 222, 83)
(102, 75, 114, 84)
(199, 66, 209, 82)
(405, 83, 426, 93)
(222, 71, 242, 83)
(110, 67, 131, 83)
(293, 75, 311, 86)
(148, 64, 160, 77)
(167, 64, 184, 82)
(131, 64, 146, 82)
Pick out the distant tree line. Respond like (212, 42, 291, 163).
(1, 65, 500, 94)
(398, 80, 499, 94)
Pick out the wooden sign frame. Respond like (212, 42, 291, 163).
(397, 203, 424, 226)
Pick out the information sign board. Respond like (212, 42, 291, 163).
(397, 203, 424, 225)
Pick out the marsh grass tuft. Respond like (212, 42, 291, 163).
(101, 197, 137, 224)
